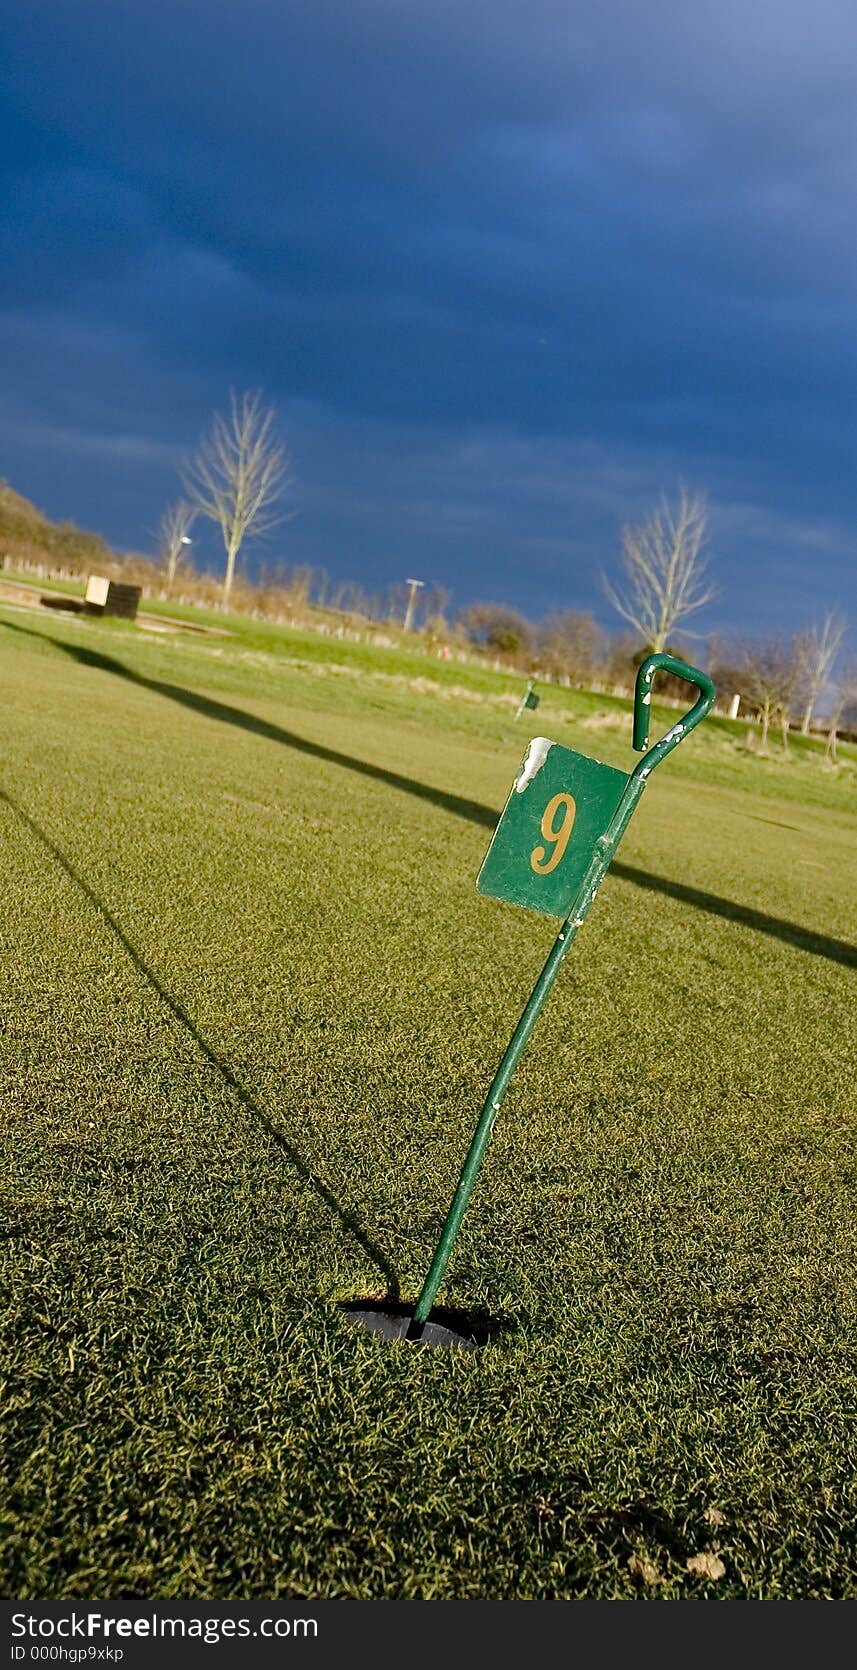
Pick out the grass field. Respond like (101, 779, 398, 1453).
(2, 599, 855, 1600)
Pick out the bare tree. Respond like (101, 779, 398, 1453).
(708, 636, 747, 714)
(184, 390, 290, 604)
(330, 578, 368, 616)
(825, 657, 857, 763)
(797, 611, 847, 734)
(600, 631, 639, 694)
(383, 581, 409, 626)
(736, 637, 802, 755)
(158, 500, 196, 588)
(425, 584, 452, 630)
(538, 611, 604, 686)
(776, 643, 804, 750)
(603, 485, 715, 651)
(284, 564, 313, 607)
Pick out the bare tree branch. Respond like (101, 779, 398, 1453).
(825, 656, 857, 763)
(538, 611, 605, 685)
(602, 484, 715, 651)
(183, 390, 291, 603)
(735, 636, 803, 756)
(797, 611, 847, 734)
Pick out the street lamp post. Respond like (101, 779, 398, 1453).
(167, 534, 192, 590)
(403, 576, 424, 632)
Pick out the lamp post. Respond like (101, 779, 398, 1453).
(166, 533, 193, 589)
(403, 577, 424, 632)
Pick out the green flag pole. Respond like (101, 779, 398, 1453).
(408, 652, 714, 1336)
(514, 679, 539, 720)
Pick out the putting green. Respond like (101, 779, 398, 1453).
(1, 604, 855, 1599)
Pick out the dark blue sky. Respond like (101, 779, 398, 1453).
(2, 1, 856, 640)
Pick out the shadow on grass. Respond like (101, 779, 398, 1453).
(607, 862, 857, 967)
(4, 618, 856, 972)
(3, 620, 495, 831)
(0, 786, 401, 1301)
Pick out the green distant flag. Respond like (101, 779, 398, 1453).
(514, 680, 539, 719)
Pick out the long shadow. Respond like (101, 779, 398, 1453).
(0, 787, 400, 1298)
(2, 619, 495, 831)
(609, 862, 857, 968)
(5, 618, 856, 971)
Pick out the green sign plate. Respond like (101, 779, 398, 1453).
(477, 738, 628, 918)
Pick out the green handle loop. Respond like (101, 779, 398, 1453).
(631, 652, 715, 773)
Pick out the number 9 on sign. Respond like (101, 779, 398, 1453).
(476, 738, 627, 918)
(531, 792, 576, 874)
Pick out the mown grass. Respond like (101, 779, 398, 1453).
(1, 603, 855, 1600)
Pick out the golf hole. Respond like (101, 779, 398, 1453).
(340, 1299, 507, 1351)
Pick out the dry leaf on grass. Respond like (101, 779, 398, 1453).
(686, 1551, 726, 1580)
(704, 1507, 727, 1527)
(628, 1552, 665, 1586)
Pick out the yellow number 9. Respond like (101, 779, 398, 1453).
(530, 792, 576, 874)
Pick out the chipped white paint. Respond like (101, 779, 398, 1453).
(514, 736, 552, 793)
(641, 691, 651, 705)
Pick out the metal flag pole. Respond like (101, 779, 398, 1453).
(514, 679, 540, 721)
(407, 652, 714, 1337)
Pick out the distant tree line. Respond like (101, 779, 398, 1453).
(149, 394, 853, 755)
(708, 618, 855, 760)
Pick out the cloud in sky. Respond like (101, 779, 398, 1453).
(1, 0, 855, 636)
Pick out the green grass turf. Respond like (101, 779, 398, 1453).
(1, 603, 855, 1600)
